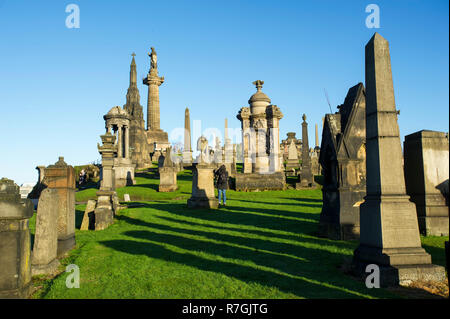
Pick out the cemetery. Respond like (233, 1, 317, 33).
(0, 2, 448, 301)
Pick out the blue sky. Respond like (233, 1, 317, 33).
(0, 0, 448, 184)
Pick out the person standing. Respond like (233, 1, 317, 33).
(214, 164, 229, 206)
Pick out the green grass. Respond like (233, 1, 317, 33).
(30, 169, 448, 299)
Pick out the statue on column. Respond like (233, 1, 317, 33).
(149, 47, 157, 70)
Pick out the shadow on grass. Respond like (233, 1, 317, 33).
(232, 198, 322, 208)
(75, 207, 84, 229)
(422, 244, 447, 268)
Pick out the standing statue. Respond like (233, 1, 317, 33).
(149, 47, 157, 70)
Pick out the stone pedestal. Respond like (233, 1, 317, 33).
(0, 178, 33, 299)
(159, 167, 178, 192)
(188, 163, 219, 209)
(352, 33, 445, 286)
(94, 190, 116, 230)
(113, 158, 136, 188)
(31, 188, 60, 276)
(404, 130, 449, 236)
(182, 151, 193, 165)
(44, 157, 76, 257)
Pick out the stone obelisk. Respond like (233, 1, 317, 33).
(183, 107, 192, 164)
(352, 33, 445, 286)
(296, 114, 313, 188)
(143, 47, 170, 160)
(315, 124, 319, 149)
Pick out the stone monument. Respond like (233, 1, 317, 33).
(183, 107, 193, 165)
(187, 137, 219, 208)
(104, 106, 136, 188)
(285, 139, 300, 171)
(123, 53, 152, 169)
(159, 147, 178, 192)
(296, 114, 314, 188)
(0, 178, 33, 298)
(143, 47, 170, 159)
(352, 33, 445, 286)
(44, 157, 76, 257)
(236, 80, 285, 191)
(318, 83, 367, 240)
(404, 130, 449, 236)
(31, 188, 60, 275)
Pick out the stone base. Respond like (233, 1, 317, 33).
(0, 281, 32, 299)
(418, 214, 449, 236)
(32, 258, 60, 276)
(295, 181, 315, 189)
(235, 172, 286, 191)
(187, 197, 219, 209)
(158, 184, 178, 192)
(94, 207, 114, 230)
(146, 129, 169, 149)
(352, 256, 446, 287)
(57, 234, 76, 258)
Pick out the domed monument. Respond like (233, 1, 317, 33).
(235, 80, 285, 191)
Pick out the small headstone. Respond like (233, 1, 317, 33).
(80, 199, 97, 230)
(124, 194, 131, 202)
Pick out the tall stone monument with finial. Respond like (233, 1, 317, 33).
(143, 47, 170, 160)
(236, 80, 285, 191)
(296, 114, 314, 188)
(183, 107, 192, 165)
(124, 53, 152, 169)
(352, 33, 445, 286)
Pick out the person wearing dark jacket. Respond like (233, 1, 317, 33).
(214, 164, 229, 206)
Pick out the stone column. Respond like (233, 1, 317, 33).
(31, 188, 60, 275)
(315, 124, 319, 148)
(117, 125, 123, 158)
(187, 161, 219, 209)
(124, 125, 130, 158)
(352, 33, 445, 286)
(297, 114, 313, 188)
(0, 178, 34, 298)
(143, 62, 164, 131)
(44, 156, 76, 257)
(183, 107, 192, 164)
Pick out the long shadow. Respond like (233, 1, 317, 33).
(75, 207, 84, 229)
(125, 183, 159, 192)
(231, 198, 322, 208)
(422, 244, 447, 268)
(154, 214, 357, 250)
(129, 202, 318, 236)
(100, 238, 375, 298)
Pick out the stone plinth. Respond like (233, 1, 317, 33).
(0, 178, 33, 299)
(159, 167, 178, 192)
(188, 163, 219, 209)
(31, 188, 60, 275)
(352, 33, 445, 286)
(94, 190, 116, 230)
(235, 172, 286, 192)
(404, 130, 449, 236)
(44, 157, 76, 257)
(113, 158, 136, 188)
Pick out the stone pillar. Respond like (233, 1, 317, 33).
(183, 107, 192, 164)
(0, 178, 33, 298)
(44, 157, 76, 257)
(352, 33, 445, 286)
(297, 114, 313, 188)
(187, 162, 219, 209)
(404, 130, 449, 236)
(143, 50, 164, 131)
(124, 125, 130, 158)
(315, 124, 319, 148)
(117, 125, 123, 158)
(31, 188, 60, 275)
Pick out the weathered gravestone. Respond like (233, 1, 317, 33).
(159, 147, 178, 192)
(286, 140, 300, 173)
(0, 178, 33, 298)
(44, 157, 76, 257)
(31, 188, 60, 275)
(123, 194, 131, 202)
(80, 199, 97, 231)
(318, 83, 367, 240)
(352, 33, 445, 286)
(404, 130, 449, 236)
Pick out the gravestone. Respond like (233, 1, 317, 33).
(0, 178, 33, 298)
(31, 188, 60, 275)
(159, 147, 178, 192)
(296, 114, 314, 188)
(44, 157, 76, 257)
(352, 33, 445, 286)
(285, 140, 300, 173)
(404, 130, 449, 236)
(80, 199, 97, 231)
(123, 194, 131, 202)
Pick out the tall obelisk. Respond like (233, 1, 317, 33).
(352, 33, 445, 286)
(183, 107, 192, 164)
(315, 124, 319, 149)
(143, 47, 169, 159)
(296, 114, 313, 188)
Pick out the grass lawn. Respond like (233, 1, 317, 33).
(29, 168, 448, 299)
